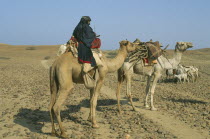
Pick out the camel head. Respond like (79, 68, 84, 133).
(175, 42, 193, 52)
(119, 40, 136, 52)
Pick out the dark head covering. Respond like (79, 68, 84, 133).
(81, 16, 91, 23)
(73, 16, 94, 43)
(73, 16, 96, 66)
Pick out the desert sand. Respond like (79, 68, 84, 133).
(0, 44, 209, 138)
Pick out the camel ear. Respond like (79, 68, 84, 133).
(120, 40, 129, 46)
(188, 42, 193, 46)
(125, 40, 130, 46)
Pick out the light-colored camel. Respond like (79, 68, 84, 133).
(49, 40, 136, 138)
(116, 42, 193, 113)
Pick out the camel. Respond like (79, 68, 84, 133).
(49, 40, 136, 138)
(116, 41, 193, 113)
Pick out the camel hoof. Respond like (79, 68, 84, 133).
(145, 104, 149, 108)
(92, 124, 100, 128)
(51, 133, 57, 137)
(133, 107, 137, 112)
(134, 108, 140, 112)
(118, 110, 122, 114)
(151, 107, 158, 111)
(60, 132, 68, 139)
(87, 117, 91, 122)
(51, 131, 59, 137)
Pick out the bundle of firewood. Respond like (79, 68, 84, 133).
(128, 44, 148, 63)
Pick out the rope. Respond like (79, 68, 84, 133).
(162, 51, 174, 68)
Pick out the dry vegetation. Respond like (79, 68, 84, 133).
(0, 43, 209, 139)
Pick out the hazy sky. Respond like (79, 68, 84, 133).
(0, 0, 210, 50)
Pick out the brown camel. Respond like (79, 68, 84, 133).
(49, 40, 136, 138)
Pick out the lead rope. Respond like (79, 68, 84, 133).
(162, 51, 174, 68)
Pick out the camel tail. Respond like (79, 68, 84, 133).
(49, 66, 59, 131)
(117, 68, 125, 83)
(116, 68, 125, 113)
(49, 66, 58, 108)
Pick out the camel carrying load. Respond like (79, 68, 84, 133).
(127, 39, 167, 67)
(116, 41, 193, 113)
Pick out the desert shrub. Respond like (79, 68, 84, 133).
(25, 47, 36, 50)
(0, 57, 10, 60)
(44, 56, 50, 60)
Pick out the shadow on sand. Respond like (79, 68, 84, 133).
(13, 98, 132, 135)
(166, 98, 208, 104)
(13, 104, 81, 134)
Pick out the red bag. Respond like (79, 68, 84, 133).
(91, 38, 101, 48)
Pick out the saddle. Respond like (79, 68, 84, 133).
(146, 41, 163, 60)
(65, 36, 79, 57)
(65, 36, 102, 58)
(65, 36, 102, 89)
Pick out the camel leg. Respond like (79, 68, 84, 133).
(195, 71, 199, 81)
(195, 73, 198, 81)
(116, 69, 125, 114)
(125, 73, 137, 111)
(116, 78, 123, 114)
(90, 78, 104, 128)
(49, 86, 58, 136)
(150, 72, 161, 111)
(187, 78, 189, 83)
(194, 74, 197, 82)
(144, 75, 151, 108)
(53, 86, 73, 138)
(192, 74, 195, 83)
(189, 74, 195, 83)
(87, 88, 94, 121)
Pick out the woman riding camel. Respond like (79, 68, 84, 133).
(73, 16, 101, 73)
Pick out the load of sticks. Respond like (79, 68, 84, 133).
(128, 38, 169, 63)
(128, 43, 148, 63)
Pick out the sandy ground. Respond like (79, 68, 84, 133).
(0, 44, 209, 139)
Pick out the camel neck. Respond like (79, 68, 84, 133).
(106, 47, 127, 73)
(172, 50, 183, 67)
(158, 49, 184, 69)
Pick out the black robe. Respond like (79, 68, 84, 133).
(73, 21, 96, 67)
